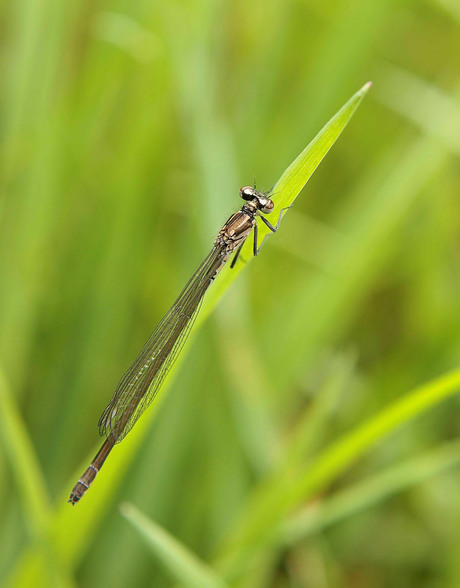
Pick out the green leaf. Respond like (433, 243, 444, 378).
(0, 368, 51, 535)
(0, 368, 75, 588)
(214, 368, 460, 580)
(206, 82, 373, 307)
(283, 438, 460, 543)
(272, 82, 373, 208)
(120, 503, 229, 588)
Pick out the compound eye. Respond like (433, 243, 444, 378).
(261, 199, 274, 214)
(240, 186, 255, 201)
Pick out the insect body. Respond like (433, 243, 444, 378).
(69, 186, 289, 505)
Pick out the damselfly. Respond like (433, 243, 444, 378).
(69, 186, 290, 504)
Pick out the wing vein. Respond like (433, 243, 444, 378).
(98, 245, 226, 442)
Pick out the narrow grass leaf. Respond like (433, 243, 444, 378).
(120, 502, 229, 588)
(215, 368, 460, 580)
(205, 81, 372, 310)
(271, 82, 373, 209)
(0, 368, 51, 535)
(283, 438, 460, 543)
(0, 368, 76, 588)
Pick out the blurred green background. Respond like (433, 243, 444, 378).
(1, 0, 460, 586)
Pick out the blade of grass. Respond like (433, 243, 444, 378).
(272, 84, 372, 207)
(120, 502, 229, 588)
(0, 368, 75, 588)
(283, 438, 460, 543)
(0, 367, 51, 534)
(206, 81, 372, 309)
(214, 368, 460, 581)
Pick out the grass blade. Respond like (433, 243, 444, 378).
(283, 439, 460, 543)
(215, 368, 460, 580)
(0, 368, 75, 588)
(120, 503, 229, 588)
(272, 81, 373, 208)
(206, 81, 372, 306)
(0, 368, 51, 533)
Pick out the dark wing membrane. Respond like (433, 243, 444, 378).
(98, 245, 225, 442)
